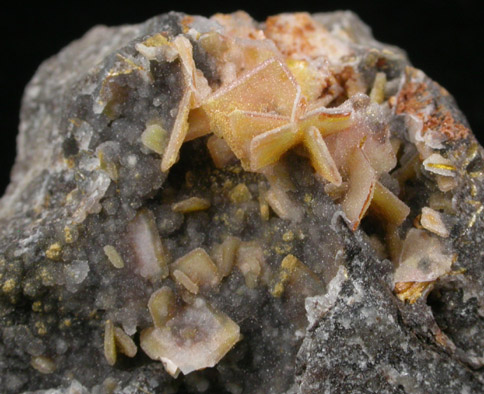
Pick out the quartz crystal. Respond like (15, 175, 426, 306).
(0, 11, 483, 393)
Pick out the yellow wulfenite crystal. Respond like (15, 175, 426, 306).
(104, 320, 137, 365)
(104, 320, 117, 366)
(394, 281, 434, 304)
(141, 122, 168, 154)
(212, 236, 241, 278)
(141, 296, 240, 377)
(127, 209, 169, 280)
(420, 207, 449, 238)
(30, 356, 56, 374)
(148, 287, 177, 328)
(114, 327, 137, 358)
(369, 72, 387, 104)
(236, 241, 267, 288)
(172, 197, 211, 213)
(170, 248, 220, 294)
(103, 245, 125, 269)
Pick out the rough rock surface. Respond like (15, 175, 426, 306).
(0, 11, 483, 393)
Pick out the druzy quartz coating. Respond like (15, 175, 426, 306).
(0, 11, 483, 393)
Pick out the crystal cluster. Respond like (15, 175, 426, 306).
(0, 11, 483, 393)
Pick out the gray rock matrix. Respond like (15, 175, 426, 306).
(0, 11, 483, 393)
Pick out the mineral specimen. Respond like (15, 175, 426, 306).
(0, 10, 483, 393)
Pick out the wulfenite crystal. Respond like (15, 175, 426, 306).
(0, 10, 483, 393)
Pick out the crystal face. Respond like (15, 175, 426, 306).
(0, 11, 483, 394)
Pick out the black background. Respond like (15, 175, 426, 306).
(1, 1, 482, 194)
